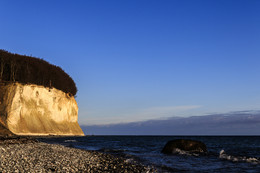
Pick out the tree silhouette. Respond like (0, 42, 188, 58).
(0, 50, 77, 96)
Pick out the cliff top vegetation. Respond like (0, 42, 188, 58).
(0, 50, 77, 96)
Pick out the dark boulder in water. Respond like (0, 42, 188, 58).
(161, 139, 207, 154)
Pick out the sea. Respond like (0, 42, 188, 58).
(38, 136, 260, 172)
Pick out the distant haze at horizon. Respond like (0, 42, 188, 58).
(0, 0, 260, 134)
(82, 110, 260, 135)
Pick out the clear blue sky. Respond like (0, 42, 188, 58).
(0, 0, 259, 125)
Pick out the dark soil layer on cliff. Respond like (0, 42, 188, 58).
(0, 137, 154, 172)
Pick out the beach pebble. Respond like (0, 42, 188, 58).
(0, 138, 155, 172)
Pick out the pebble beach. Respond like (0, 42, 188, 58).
(0, 137, 155, 172)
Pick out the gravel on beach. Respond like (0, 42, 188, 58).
(0, 137, 155, 172)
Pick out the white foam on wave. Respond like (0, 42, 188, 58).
(124, 158, 134, 163)
(219, 150, 260, 164)
(172, 148, 199, 156)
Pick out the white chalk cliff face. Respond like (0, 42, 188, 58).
(0, 83, 84, 136)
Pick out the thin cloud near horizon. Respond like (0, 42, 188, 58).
(79, 105, 202, 125)
(86, 109, 260, 126)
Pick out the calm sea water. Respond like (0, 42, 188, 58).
(39, 136, 260, 172)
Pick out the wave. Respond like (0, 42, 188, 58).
(219, 150, 260, 164)
(171, 148, 200, 156)
(98, 148, 127, 153)
(64, 140, 77, 143)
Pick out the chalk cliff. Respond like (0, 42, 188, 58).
(0, 82, 84, 136)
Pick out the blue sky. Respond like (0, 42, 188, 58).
(0, 0, 260, 125)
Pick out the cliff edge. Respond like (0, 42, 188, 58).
(0, 82, 84, 136)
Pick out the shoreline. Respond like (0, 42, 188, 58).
(0, 137, 156, 172)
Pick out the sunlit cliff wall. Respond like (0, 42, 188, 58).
(0, 82, 84, 136)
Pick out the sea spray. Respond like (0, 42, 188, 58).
(219, 150, 260, 164)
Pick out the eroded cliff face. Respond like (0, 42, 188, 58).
(0, 82, 84, 136)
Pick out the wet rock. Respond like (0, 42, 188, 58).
(161, 139, 207, 154)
